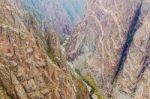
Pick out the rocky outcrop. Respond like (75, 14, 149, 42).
(0, 1, 89, 99)
(66, 0, 150, 99)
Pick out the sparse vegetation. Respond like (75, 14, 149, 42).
(75, 68, 103, 99)
(0, 86, 11, 99)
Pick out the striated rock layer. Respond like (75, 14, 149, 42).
(0, 1, 89, 99)
(67, 0, 150, 99)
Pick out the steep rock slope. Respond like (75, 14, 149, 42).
(66, 0, 150, 98)
(0, 1, 89, 99)
(9, 0, 87, 42)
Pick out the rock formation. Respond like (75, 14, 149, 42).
(67, 0, 150, 99)
(9, 0, 87, 43)
(0, 0, 89, 99)
(0, 0, 150, 99)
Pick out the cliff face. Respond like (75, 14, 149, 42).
(67, 0, 150, 99)
(0, 1, 89, 99)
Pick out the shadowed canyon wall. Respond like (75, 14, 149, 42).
(9, 0, 87, 42)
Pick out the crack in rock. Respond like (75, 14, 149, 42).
(112, 1, 143, 83)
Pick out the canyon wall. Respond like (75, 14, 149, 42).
(9, 0, 87, 42)
(0, 0, 89, 99)
(66, 0, 150, 99)
(0, 0, 150, 99)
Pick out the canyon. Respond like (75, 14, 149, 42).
(0, 0, 150, 99)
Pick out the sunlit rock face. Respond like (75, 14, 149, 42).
(9, 0, 87, 36)
(67, 0, 150, 98)
(0, 0, 90, 99)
